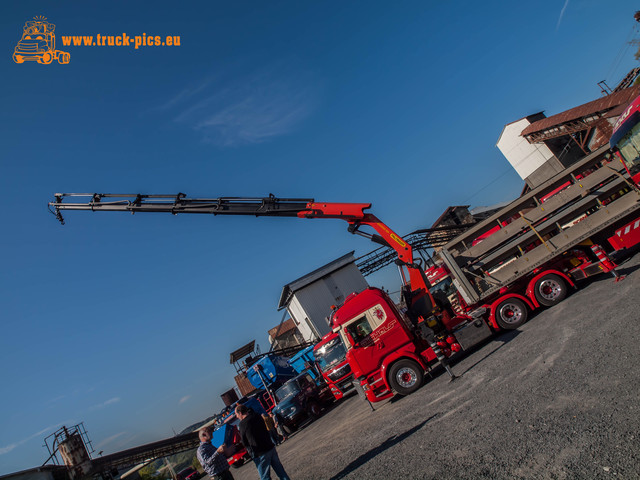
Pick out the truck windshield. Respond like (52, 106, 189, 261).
(430, 277, 456, 297)
(275, 381, 300, 402)
(615, 122, 640, 178)
(315, 339, 347, 372)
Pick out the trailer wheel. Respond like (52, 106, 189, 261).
(533, 274, 567, 307)
(388, 359, 423, 396)
(495, 298, 528, 330)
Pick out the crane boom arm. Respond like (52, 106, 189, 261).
(49, 192, 431, 299)
(50, 192, 414, 257)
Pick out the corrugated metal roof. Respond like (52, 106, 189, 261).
(278, 251, 356, 309)
(521, 85, 640, 137)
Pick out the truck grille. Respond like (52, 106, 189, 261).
(336, 375, 355, 392)
(327, 363, 351, 381)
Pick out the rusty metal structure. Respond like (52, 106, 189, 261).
(43, 424, 94, 480)
(520, 78, 640, 167)
(41, 423, 201, 480)
(522, 85, 640, 147)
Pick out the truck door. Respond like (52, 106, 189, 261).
(341, 304, 412, 377)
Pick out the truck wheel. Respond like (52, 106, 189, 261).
(533, 274, 567, 307)
(57, 52, 70, 64)
(282, 424, 296, 435)
(388, 359, 423, 396)
(307, 401, 322, 419)
(495, 298, 528, 330)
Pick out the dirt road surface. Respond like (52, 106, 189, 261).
(228, 253, 640, 479)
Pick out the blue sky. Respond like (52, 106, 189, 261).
(1, 0, 638, 474)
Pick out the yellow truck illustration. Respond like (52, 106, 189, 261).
(13, 18, 70, 64)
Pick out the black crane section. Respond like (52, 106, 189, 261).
(49, 193, 317, 225)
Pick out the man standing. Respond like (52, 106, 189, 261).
(235, 404, 290, 480)
(196, 427, 234, 480)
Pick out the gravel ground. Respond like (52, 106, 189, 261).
(229, 252, 640, 480)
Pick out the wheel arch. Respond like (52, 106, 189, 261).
(525, 270, 574, 308)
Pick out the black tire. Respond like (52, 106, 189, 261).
(533, 274, 567, 307)
(307, 401, 322, 419)
(282, 424, 296, 435)
(495, 298, 528, 330)
(388, 359, 424, 396)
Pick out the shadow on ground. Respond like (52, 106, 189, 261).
(328, 414, 438, 480)
(457, 328, 521, 376)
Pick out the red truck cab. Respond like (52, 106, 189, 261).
(331, 284, 502, 403)
(331, 288, 443, 403)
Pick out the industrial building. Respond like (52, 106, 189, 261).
(277, 252, 369, 342)
(498, 72, 640, 189)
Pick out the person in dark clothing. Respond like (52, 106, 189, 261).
(235, 404, 290, 480)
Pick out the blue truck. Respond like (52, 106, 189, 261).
(246, 354, 297, 391)
(287, 345, 321, 380)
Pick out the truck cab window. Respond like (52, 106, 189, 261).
(346, 317, 373, 344)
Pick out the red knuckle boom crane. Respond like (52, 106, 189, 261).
(49, 193, 465, 401)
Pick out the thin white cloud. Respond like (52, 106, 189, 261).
(179, 395, 191, 405)
(46, 395, 66, 405)
(155, 76, 217, 112)
(0, 423, 65, 456)
(556, 0, 570, 31)
(162, 62, 319, 146)
(96, 431, 128, 449)
(0, 444, 17, 455)
(89, 397, 121, 411)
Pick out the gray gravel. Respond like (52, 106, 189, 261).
(230, 252, 640, 480)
